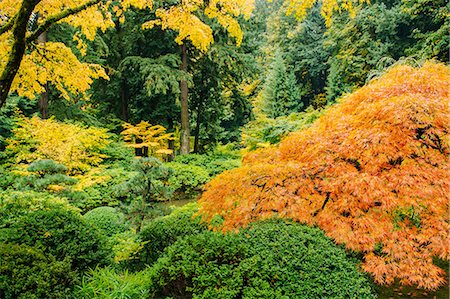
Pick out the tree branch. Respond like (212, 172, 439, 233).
(27, 0, 102, 43)
(0, 0, 41, 108)
(0, 15, 17, 36)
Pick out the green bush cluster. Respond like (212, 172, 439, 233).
(167, 145, 241, 196)
(138, 203, 207, 265)
(166, 162, 210, 195)
(27, 159, 68, 175)
(173, 149, 241, 177)
(0, 191, 111, 298)
(146, 219, 376, 299)
(0, 165, 18, 190)
(242, 107, 323, 151)
(70, 209, 376, 299)
(84, 206, 128, 237)
(0, 243, 75, 299)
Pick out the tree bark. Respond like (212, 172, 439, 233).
(193, 102, 203, 153)
(120, 80, 129, 121)
(37, 30, 49, 119)
(167, 116, 175, 161)
(179, 44, 190, 155)
(0, 0, 41, 108)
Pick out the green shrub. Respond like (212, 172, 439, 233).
(65, 166, 135, 212)
(0, 191, 111, 272)
(27, 159, 68, 176)
(0, 243, 75, 299)
(146, 219, 376, 299)
(0, 191, 75, 226)
(74, 267, 150, 299)
(241, 107, 323, 151)
(115, 157, 172, 204)
(18, 173, 77, 191)
(99, 139, 135, 168)
(84, 206, 128, 237)
(0, 166, 19, 190)
(173, 147, 241, 177)
(166, 162, 210, 195)
(138, 203, 207, 265)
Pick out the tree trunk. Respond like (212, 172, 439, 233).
(179, 44, 190, 155)
(37, 30, 49, 119)
(120, 80, 129, 121)
(167, 116, 175, 161)
(193, 103, 202, 153)
(0, 0, 40, 108)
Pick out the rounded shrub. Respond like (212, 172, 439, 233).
(138, 203, 208, 265)
(0, 243, 75, 299)
(146, 219, 376, 299)
(166, 162, 210, 195)
(0, 191, 111, 297)
(84, 206, 128, 237)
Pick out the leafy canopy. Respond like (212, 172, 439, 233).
(198, 61, 450, 290)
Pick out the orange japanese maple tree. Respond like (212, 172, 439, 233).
(198, 61, 450, 290)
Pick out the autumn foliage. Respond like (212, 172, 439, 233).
(6, 116, 109, 173)
(198, 62, 450, 289)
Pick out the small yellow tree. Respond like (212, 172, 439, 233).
(121, 121, 175, 159)
(6, 116, 110, 173)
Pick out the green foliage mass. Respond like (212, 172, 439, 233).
(138, 203, 208, 265)
(0, 191, 111, 297)
(0, 96, 36, 152)
(0, 243, 75, 299)
(242, 107, 323, 150)
(84, 206, 128, 237)
(166, 162, 210, 195)
(17, 159, 77, 191)
(146, 219, 376, 299)
(173, 143, 242, 177)
(74, 267, 150, 299)
(0, 191, 111, 271)
(27, 159, 68, 175)
(261, 49, 303, 118)
(116, 157, 172, 204)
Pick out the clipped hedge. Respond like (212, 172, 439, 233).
(147, 219, 376, 299)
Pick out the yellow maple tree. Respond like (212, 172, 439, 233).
(6, 116, 110, 173)
(121, 121, 175, 159)
(0, 0, 152, 107)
